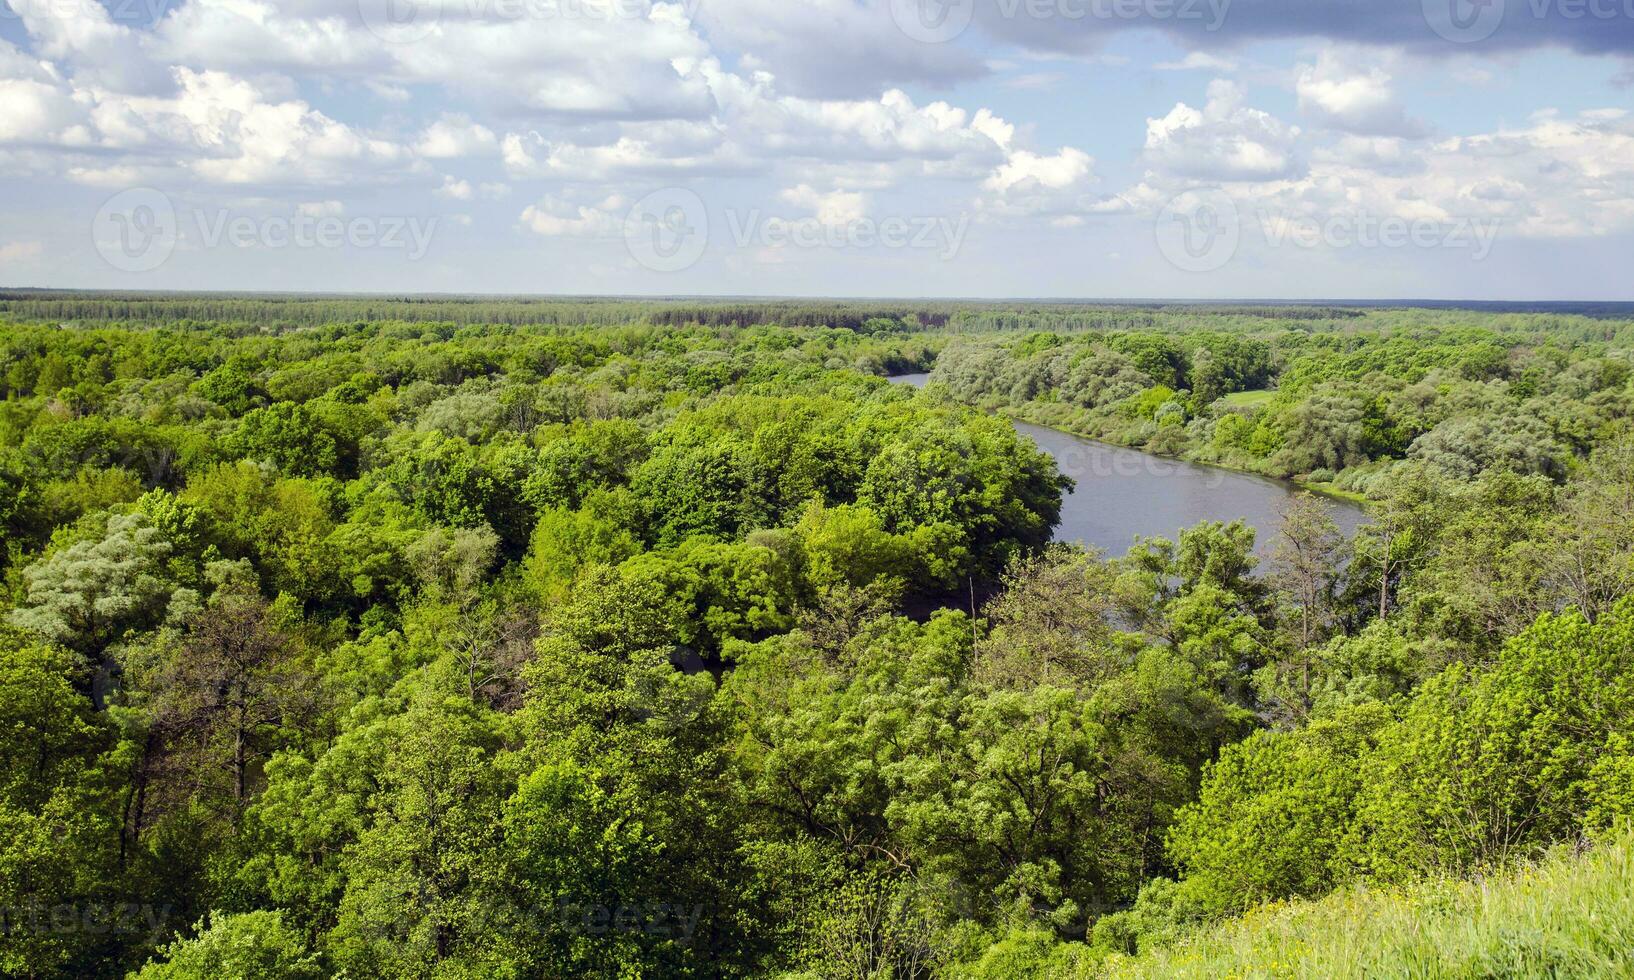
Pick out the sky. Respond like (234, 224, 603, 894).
(0, 0, 1631, 298)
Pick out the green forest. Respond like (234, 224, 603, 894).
(1, 295, 1632, 978)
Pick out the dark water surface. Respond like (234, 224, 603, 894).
(890, 373, 1366, 557)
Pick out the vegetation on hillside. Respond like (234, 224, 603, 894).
(0, 297, 1631, 977)
(974, 831, 1634, 979)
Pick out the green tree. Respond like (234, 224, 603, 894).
(9, 511, 183, 696)
(1350, 602, 1634, 880)
(0, 635, 124, 978)
(227, 404, 338, 478)
(1166, 702, 1392, 913)
(133, 911, 322, 980)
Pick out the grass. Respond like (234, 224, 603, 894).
(1219, 390, 1276, 408)
(1293, 479, 1369, 506)
(1095, 834, 1634, 980)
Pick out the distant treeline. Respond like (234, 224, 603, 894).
(0, 291, 1395, 334)
(5, 293, 1633, 347)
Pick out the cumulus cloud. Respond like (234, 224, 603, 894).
(978, 146, 1104, 222)
(1135, 108, 1634, 246)
(151, 0, 716, 121)
(498, 65, 1020, 186)
(2, 0, 1631, 292)
(1144, 79, 1304, 182)
(1295, 50, 1425, 138)
(780, 185, 869, 225)
(417, 115, 498, 159)
(437, 176, 475, 200)
(0, 4, 414, 188)
(519, 194, 627, 237)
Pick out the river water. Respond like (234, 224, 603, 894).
(891, 373, 1367, 557)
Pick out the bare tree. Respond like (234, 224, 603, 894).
(151, 591, 320, 815)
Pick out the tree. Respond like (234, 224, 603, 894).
(1268, 495, 1346, 715)
(1349, 602, 1634, 881)
(148, 589, 319, 815)
(1350, 465, 1446, 622)
(1529, 431, 1634, 623)
(406, 524, 500, 608)
(9, 511, 182, 699)
(975, 545, 1119, 690)
(227, 404, 338, 478)
(1166, 702, 1391, 913)
(133, 911, 322, 980)
(0, 635, 124, 978)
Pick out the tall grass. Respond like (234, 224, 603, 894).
(1096, 834, 1634, 979)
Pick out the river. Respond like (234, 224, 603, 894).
(890, 373, 1367, 557)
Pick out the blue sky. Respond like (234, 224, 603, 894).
(0, 0, 1630, 297)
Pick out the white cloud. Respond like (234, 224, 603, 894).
(153, 0, 716, 121)
(979, 145, 1100, 222)
(1144, 79, 1303, 182)
(1295, 50, 1425, 138)
(1140, 108, 1634, 243)
(7, 0, 168, 93)
(519, 194, 627, 238)
(986, 147, 1094, 195)
(0, 76, 91, 144)
(417, 115, 498, 158)
(0, 240, 45, 262)
(0, 0, 1628, 294)
(499, 64, 1019, 187)
(1155, 52, 1239, 72)
(129, 68, 411, 184)
(1315, 135, 1425, 176)
(438, 176, 474, 200)
(780, 185, 868, 225)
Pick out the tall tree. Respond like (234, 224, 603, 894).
(149, 588, 318, 816)
(1270, 494, 1344, 653)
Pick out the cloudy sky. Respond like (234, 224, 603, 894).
(0, 0, 1631, 297)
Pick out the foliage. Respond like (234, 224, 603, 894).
(1, 299, 1633, 978)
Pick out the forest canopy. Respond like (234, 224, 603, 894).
(2, 297, 1632, 978)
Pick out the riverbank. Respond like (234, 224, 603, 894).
(886, 372, 1367, 555)
(890, 372, 1371, 511)
(996, 401, 1372, 511)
